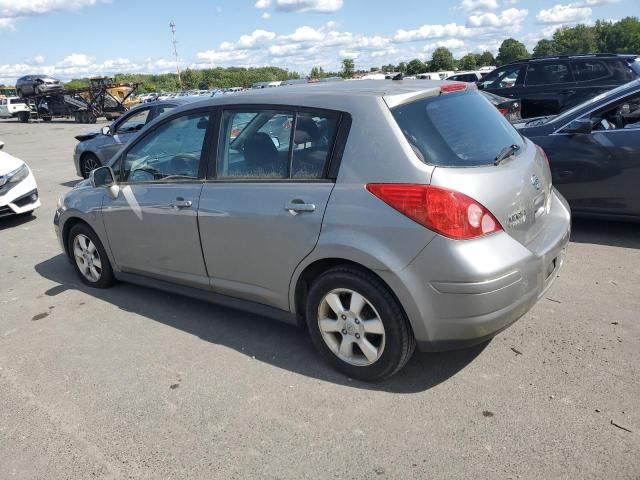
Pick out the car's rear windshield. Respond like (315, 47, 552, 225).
(391, 91, 524, 167)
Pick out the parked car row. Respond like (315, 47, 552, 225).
(57, 80, 572, 380)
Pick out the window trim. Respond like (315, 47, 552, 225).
(115, 106, 216, 185)
(524, 61, 574, 87)
(209, 103, 349, 183)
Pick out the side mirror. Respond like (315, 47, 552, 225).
(562, 118, 593, 135)
(101, 126, 111, 136)
(0, 141, 4, 150)
(90, 166, 115, 188)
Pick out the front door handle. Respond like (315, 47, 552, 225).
(285, 200, 316, 215)
(170, 197, 192, 209)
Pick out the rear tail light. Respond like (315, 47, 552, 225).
(366, 184, 502, 240)
(440, 83, 467, 93)
(498, 108, 509, 115)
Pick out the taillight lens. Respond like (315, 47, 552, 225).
(498, 108, 509, 115)
(366, 184, 502, 240)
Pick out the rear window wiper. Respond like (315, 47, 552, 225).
(494, 144, 520, 166)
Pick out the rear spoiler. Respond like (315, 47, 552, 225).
(384, 82, 476, 109)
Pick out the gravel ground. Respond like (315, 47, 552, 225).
(1, 117, 639, 480)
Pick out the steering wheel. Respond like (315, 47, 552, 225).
(167, 153, 200, 178)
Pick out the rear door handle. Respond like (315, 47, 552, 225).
(170, 197, 192, 209)
(285, 200, 316, 214)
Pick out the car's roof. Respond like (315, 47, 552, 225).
(185, 79, 458, 109)
(506, 53, 639, 66)
(129, 97, 194, 111)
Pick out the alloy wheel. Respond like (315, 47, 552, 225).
(73, 234, 102, 282)
(317, 288, 386, 367)
(83, 156, 100, 178)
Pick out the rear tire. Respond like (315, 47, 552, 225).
(17, 111, 29, 123)
(16, 89, 24, 98)
(305, 266, 415, 381)
(67, 223, 114, 288)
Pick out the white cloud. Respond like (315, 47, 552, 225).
(274, 0, 343, 13)
(254, 0, 271, 8)
(467, 8, 528, 27)
(262, 12, 271, 19)
(236, 29, 277, 49)
(0, 0, 102, 17)
(393, 23, 472, 42)
(536, 4, 592, 24)
(424, 38, 465, 51)
(338, 49, 360, 59)
(457, 0, 499, 13)
(0, 17, 13, 29)
(61, 53, 92, 67)
(33, 55, 45, 64)
(284, 25, 325, 41)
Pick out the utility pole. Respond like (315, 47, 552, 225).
(170, 21, 181, 85)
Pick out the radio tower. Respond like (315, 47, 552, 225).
(169, 21, 181, 85)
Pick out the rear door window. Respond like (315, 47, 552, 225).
(391, 91, 524, 167)
(525, 62, 572, 86)
(571, 61, 610, 82)
(217, 109, 339, 180)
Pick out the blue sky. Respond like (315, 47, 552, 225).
(0, 0, 637, 84)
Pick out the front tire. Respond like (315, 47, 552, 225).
(68, 223, 114, 288)
(305, 266, 415, 381)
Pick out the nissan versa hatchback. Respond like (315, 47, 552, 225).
(54, 81, 571, 380)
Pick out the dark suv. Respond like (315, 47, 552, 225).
(478, 54, 640, 118)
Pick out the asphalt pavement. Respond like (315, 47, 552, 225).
(1, 117, 639, 479)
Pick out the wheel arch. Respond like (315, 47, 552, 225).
(61, 217, 92, 257)
(291, 257, 411, 332)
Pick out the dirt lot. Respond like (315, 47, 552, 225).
(1, 117, 639, 479)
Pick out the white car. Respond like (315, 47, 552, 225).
(0, 141, 41, 218)
(0, 97, 30, 119)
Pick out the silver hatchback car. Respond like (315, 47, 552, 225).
(54, 81, 570, 380)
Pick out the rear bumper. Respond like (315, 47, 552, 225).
(378, 189, 571, 351)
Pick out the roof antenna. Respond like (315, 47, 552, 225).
(392, 72, 403, 81)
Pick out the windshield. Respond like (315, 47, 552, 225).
(391, 91, 524, 167)
(549, 80, 640, 125)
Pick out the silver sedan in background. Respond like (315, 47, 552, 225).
(73, 98, 195, 178)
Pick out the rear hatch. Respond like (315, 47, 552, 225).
(389, 88, 552, 247)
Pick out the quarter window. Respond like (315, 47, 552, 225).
(122, 112, 209, 183)
(217, 109, 339, 180)
(525, 62, 572, 86)
(116, 108, 151, 134)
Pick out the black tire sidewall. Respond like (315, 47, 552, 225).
(305, 268, 413, 381)
(82, 154, 100, 179)
(67, 223, 114, 288)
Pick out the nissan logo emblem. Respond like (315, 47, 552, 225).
(531, 174, 541, 191)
